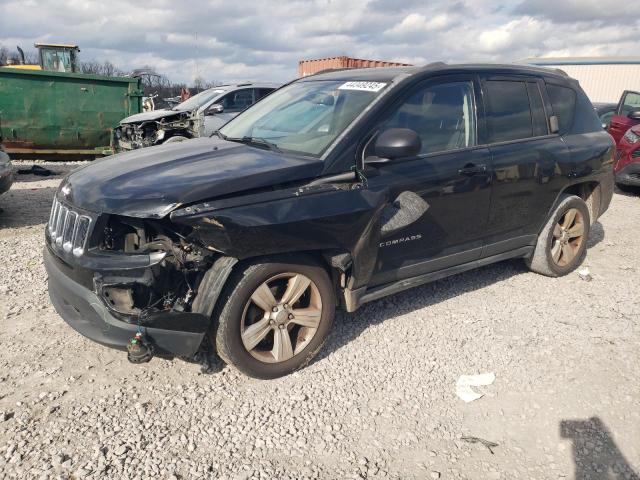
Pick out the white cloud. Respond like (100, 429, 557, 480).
(0, 0, 638, 84)
(386, 12, 455, 36)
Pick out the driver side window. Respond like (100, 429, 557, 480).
(621, 92, 640, 116)
(381, 81, 477, 155)
(218, 89, 255, 113)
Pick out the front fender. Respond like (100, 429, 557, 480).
(171, 183, 390, 289)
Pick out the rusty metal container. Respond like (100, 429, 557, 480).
(298, 56, 412, 77)
(0, 68, 142, 157)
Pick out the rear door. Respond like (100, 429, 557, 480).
(480, 76, 570, 255)
(366, 75, 493, 286)
(609, 90, 640, 146)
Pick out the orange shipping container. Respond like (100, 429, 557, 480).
(298, 56, 413, 77)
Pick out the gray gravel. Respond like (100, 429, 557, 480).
(0, 161, 639, 479)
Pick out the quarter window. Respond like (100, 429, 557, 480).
(381, 81, 477, 155)
(484, 81, 533, 143)
(546, 84, 576, 134)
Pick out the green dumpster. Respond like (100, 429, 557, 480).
(0, 68, 142, 157)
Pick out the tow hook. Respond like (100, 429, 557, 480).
(127, 332, 154, 363)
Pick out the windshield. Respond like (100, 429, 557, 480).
(174, 88, 226, 111)
(219, 80, 389, 156)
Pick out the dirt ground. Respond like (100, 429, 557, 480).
(0, 162, 639, 480)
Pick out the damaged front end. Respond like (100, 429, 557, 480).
(114, 111, 201, 151)
(44, 199, 235, 360)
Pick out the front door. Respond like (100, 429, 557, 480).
(609, 90, 640, 146)
(365, 76, 493, 287)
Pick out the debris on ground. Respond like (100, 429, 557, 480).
(578, 267, 593, 282)
(460, 436, 499, 454)
(16, 165, 56, 176)
(456, 372, 495, 402)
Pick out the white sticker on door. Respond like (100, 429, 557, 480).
(338, 81, 387, 92)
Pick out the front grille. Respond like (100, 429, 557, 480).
(48, 198, 92, 257)
(632, 150, 640, 158)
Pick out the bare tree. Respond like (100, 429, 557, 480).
(80, 60, 126, 76)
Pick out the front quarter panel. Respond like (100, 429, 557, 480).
(171, 183, 390, 287)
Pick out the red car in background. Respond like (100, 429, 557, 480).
(608, 90, 640, 190)
(614, 124, 640, 190)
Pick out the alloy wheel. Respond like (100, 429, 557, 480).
(240, 273, 323, 363)
(551, 208, 585, 267)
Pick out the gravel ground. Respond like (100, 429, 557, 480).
(0, 161, 639, 480)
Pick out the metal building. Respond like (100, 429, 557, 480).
(521, 57, 640, 103)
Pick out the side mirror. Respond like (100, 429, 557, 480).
(207, 104, 224, 116)
(366, 128, 421, 164)
(628, 110, 640, 120)
(549, 115, 560, 134)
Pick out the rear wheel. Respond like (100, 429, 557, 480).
(214, 257, 335, 379)
(526, 195, 590, 277)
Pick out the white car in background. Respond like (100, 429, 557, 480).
(114, 82, 280, 151)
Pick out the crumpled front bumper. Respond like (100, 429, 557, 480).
(44, 245, 207, 358)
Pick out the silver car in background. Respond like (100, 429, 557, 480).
(114, 82, 280, 151)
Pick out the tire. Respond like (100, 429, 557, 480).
(526, 194, 590, 277)
(163, 135, 188, 144)
(214, 256, 335, 379)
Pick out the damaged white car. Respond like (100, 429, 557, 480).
(113, 82, 279, 151)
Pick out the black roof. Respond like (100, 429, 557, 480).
(299, 63, 574, 83)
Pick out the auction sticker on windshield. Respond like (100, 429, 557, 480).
(338, 81, 387, 92)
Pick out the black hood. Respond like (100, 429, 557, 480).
(64, 137, 324, 218)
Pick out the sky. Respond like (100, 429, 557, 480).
(0, 0, 638, 84)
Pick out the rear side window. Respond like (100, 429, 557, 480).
(527, 82, 548, 137)
(546, 84, 576, 134)
(484, 81, 533, 143)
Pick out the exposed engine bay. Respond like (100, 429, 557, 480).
(113, 112, 202, 151)
(96, 215, 213, 323)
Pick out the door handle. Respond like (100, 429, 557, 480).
(458, 163, 487, 176)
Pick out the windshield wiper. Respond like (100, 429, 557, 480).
(225, 136, 281, 152)
(212, 130, 227, 140)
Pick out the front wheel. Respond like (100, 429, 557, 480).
(214, 257, 335, 379)
(526, 194, 590, 277)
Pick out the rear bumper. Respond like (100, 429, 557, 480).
(44, 245, 206, 358)
(615, 161, 640, 186)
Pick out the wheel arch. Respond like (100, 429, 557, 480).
(192, 248, 351, 326)
(550, 180, 601, 226)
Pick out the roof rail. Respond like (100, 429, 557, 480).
(421, 61, 447, 69)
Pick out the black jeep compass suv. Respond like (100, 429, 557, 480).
(45, 63, 614, 378)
